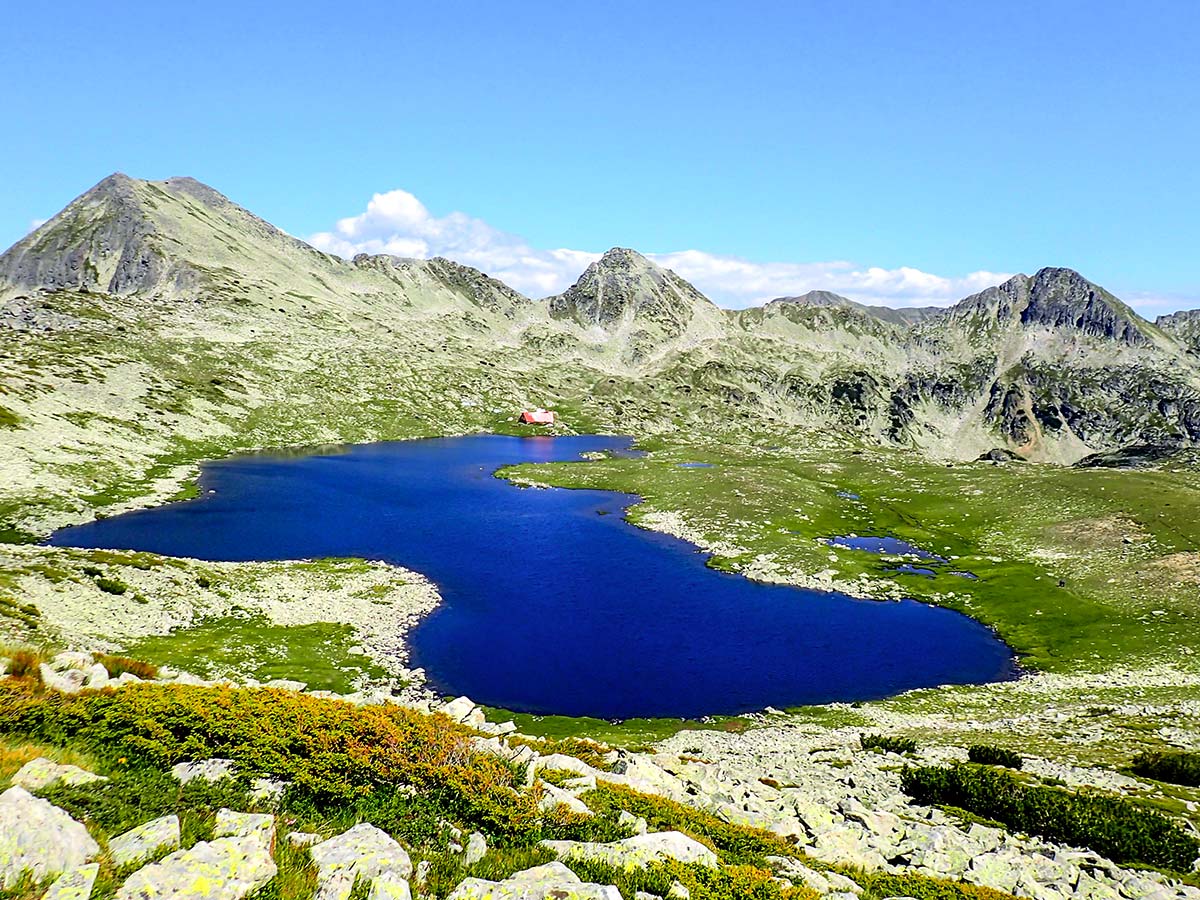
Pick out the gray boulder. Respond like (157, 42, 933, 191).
(309, 823, 413, 896)
(39, 663, 87, 694)
(114, 835, 277, 900)
(463, 831, 487, 866)
(214, 809, 275, 847)
(541, 831, 719, 870)
(12, 757, 107, 791)
(109, 814, 181, 868)
(368, 872, 413, 900)
(0, 786, 99, 888)
(171, 758, 237, 783)
(42, 863, 100, 900)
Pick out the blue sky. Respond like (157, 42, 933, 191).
(3, 1, 1197, 309)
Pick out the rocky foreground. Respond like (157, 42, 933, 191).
(3, 651, 1198, 900)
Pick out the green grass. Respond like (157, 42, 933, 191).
(123, 615, 387, 693)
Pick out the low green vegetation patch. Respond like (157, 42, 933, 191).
(0, 681, 539, 841)
(39, 765, 254, 849)
(853, 872, 1021, 900)
(584, 783, 799, 866)
(123, 615, 385, 693)
(1131, 750, 1200, 787)
(860, 733, 917, 754)
(967, 744, 1023, 770)
(900, 763, 1200, 871)
(506, 735, 614, 771)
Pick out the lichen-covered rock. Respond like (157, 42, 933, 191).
(0, 786, 98, 888)
(83, 663, 110, 689)
(171, 758, 237, 784)
(114, 835, 276, 900)
(509, 863, 580, 883)
(214, 809, 275, 848)
(447, 876, 620, 900)
(463, 831, 487, 866)
(538, 782, 593, 816)
(287, 831, 323, 848)
(12, 757, 107, 791)
(540, 831, 719, 870)
(368, 872, 413, 900)
(250, 776, 288, 804)
(309, 823, 413, 890)
(50, 651, 94, 671)
(440, 695, 477, 722)
(43, 863, 100, 900)
(110, 814, 181, 867)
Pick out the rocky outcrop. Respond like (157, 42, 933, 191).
(540, 831, 720, 870)
(448, 862, 621, 900)
(309, 823, 413, 899)
(114, 835, 277, 900)
(109, 815, 181, 868)
(42, 863, 100, 900)
(0, 786, 99, 888)
(12, 757, 107, 791)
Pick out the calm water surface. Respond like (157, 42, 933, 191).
(49, 436, 1016, 718)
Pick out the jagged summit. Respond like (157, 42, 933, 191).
(548, 247, 718, 332)
(0, 173, 332, 299)
(935, 267, 1165, 349)
(1157, 308, 1200, 353)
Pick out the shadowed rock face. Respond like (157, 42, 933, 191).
(548, 248, 715, 338)
(4, 172, 1200, 466)
(1019, 267, 1150, 346)
(1158, 309, 1200, 353)
(0, 173, 168, 295)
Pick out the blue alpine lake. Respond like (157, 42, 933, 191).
(48, 435, 1016, 719)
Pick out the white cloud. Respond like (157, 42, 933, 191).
(308, 187, 1015, 307)
(27, 218, 48, 234)
(1121, 291, 1200, 316)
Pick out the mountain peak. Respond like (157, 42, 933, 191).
(939, 267, 1155, 347)
(547, 247, 724, 360)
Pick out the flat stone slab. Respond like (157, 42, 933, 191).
(114, 835, 276, 900)
(541, 831, 718, 871)
(43, 863, 100, 900)
(0, 786, 99, 888)
(310, 823, 413, 886)
(110, 814, 181, 868)
(368, 872, 413, 900)
(214, 809, 275, 847)
(12, 757, 107, 791)
(448, 877, 620, 900)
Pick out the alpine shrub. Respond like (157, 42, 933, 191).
(900, 763, 1199, 871)
(967, 744, 1023, 770)
(1130, 750, 1200, 788)
(860, 733, 917, 754)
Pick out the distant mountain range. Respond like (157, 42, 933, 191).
(2, 174, 1199, 530)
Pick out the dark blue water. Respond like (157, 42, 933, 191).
(48, 436, 1015, 719)
(828, 535, 948, 562)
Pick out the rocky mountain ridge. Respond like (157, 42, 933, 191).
(3, 173, 1200, 535)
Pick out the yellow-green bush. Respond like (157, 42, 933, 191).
(0, 681, 540, 840)
(583, 783, 800, 865)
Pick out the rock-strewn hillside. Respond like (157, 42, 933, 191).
(3, 654, 1198, 900)
(3, 173, 1200, 536)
